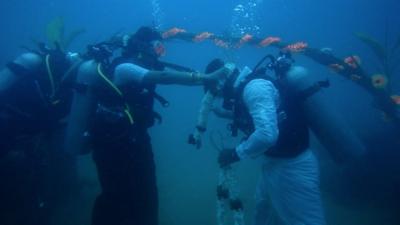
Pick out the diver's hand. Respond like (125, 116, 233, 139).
(203, 62, 236, 83)
(188, 131, 202, 149)
(224, 62, 236, 73)
(203, 62, 235, 92)
(218, 148, 240, 168)
(219, 62, 236, 79)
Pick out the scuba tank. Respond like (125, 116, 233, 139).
(285, 65, 366, 163)
(270, 52, 366, 163)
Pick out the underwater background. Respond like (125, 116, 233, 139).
(1, 0, 400, 225)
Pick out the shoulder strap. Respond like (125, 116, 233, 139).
(44, 54, 57, 98)
(96, 63, 134, 125)
(96, 63, 123, 96)
(6, 62, 31, 77)
(298, 79, 330, 101)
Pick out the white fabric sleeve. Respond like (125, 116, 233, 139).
(236, 79, 279, 159)
(113, 63, 149, 84)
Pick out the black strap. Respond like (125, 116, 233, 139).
(153, 91, 169, 107)
(299, 79, 330, 100)
(6, 62, 31, 77)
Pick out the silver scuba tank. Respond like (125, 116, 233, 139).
(285, 66, 366, 163)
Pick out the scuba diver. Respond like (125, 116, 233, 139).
(64, 26, 234, 225)
(209, 52, 327, 225)
(0, 43, 81, 225)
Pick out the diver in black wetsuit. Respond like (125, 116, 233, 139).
(0, 44, 81, 225)
(64, 26, 234, 225)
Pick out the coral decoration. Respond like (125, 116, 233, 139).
(284, 42, 308, 52)
(239, 34, 253, 44)
(344, 55, 362, 69)
(391, 95, 400, 105)
(193, 32, 214, 42)
(259, 37, 281, 47)
(214, 38, 230, 49)
(371, 74, 388, 89)
(162, 27, 186, 39)
(350, 74, 362, 81)
(328, 63, 345, 73)
(234, 34, 253, 48)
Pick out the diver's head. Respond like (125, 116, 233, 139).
(203, 58, 225, 94)
(205, 58, 225, 74)
(205, 58, 239, 110)
(134, 26, 162, 42)
(123, 26, 165, 58)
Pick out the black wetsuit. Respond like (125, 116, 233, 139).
(91, 130, 157, 225)
(90, 55, 163, 225)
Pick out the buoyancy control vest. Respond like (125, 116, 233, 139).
(89, 52, 165, 142)
(0, 50, 73, 144)
(231, 74, 310, 158)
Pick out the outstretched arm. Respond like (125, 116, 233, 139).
(113, 63, 234, 86)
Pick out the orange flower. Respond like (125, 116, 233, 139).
(344, 55, 361, 69)
(193, 32, 214, 42)
(284, 42, 308, 53)
(371, 74, 388, 89)
(391, 95, 400, 105)
(214, 38, 230, 49)
(239, 34, 253, 44)
(328, 63, 345, 73)
(259, 36, 281, 47)
(162, 27, 186, 39)
(233, 34, 253, 48)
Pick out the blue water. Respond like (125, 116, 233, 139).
(1, 0, 399, 225)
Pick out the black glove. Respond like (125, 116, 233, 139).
(230, 198, 244, 211)
(218, 148, 240, 168)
